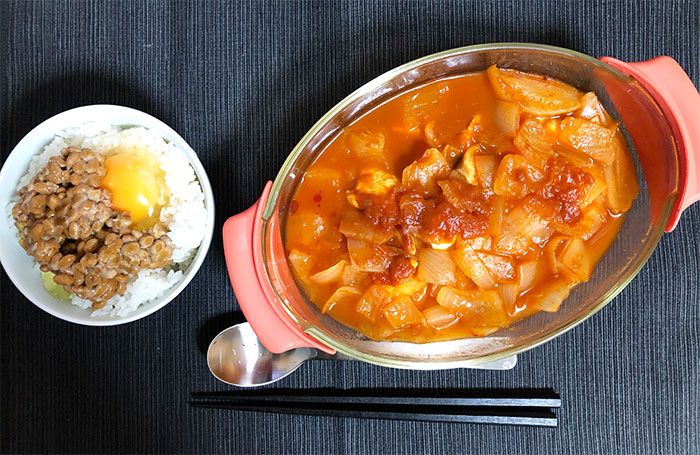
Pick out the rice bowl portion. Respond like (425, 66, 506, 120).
(10, 123, 208, 317)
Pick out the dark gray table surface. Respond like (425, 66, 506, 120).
(1, 1, 698, 454)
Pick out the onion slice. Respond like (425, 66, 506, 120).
(417, 249, 456, 285)
(436, 286, 502, 312)
(452, 242, 496, 289)
(322, 286, 361, 314)
(516, 260, 538, 292)
(423, 305, 458, 329)
(487, 65, 583, 116)
(529, 279, 573, 313)
(498, 282, 519, 314)
(382, 295, 425, 329)
(347, 238, 393, 273)
(310, 259, 348, 284)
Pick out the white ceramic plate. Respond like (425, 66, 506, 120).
(0, 105, 215, 325)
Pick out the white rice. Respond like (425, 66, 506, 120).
(12, 122, 208, 317)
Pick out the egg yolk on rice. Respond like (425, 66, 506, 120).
(100, 148, 168, 229)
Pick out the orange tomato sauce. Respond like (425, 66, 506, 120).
(285, 67, 638, 342)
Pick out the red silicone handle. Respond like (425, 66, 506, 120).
(601, 56, 700, 232)
(222, 181, 334, 354)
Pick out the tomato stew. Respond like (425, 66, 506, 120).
(284, 66, 638, 342)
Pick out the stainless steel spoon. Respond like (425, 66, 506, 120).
(206, 322, 344, 387)
(207, 322, 518, 387)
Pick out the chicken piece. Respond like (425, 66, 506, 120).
(347, 169, 398, 208)
(355, 169, 397, 195)
(401, 148, 451, 194)
(454, 145, 479, 185)
(442, 144, 463, 168)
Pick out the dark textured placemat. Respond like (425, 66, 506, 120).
(1, 1, 698, 454)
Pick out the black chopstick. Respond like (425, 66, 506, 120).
(189, 401, 557, 426)
(190, 393, 561, 408)
(189, 393, 560, 427)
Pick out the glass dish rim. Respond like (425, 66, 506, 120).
(260, 42, 676, 368)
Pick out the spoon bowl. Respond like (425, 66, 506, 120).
(207, 323, 320, 387)
(207, 322, 518, 387)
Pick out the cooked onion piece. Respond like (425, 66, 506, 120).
(487, 65, 583, 116)
(310, 260, 348, 284)
(417, 249, 456, 285)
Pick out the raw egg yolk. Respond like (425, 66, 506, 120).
(100, 151, 167, 229)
